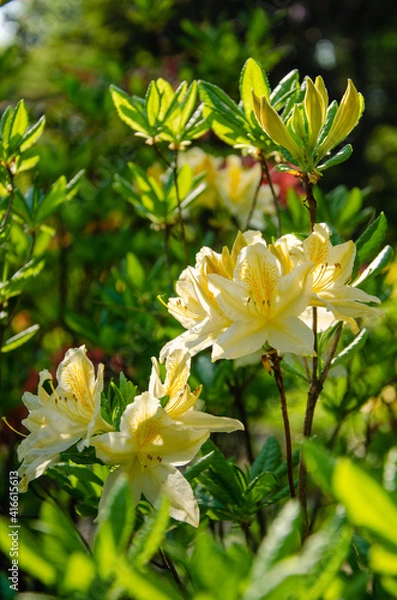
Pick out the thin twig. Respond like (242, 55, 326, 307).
(267, 350, 296, 498)
(246, 155, 265, 231)
(159, 547, 189, 599)
(303, 175, 316, 232)
(0, 167, 15, 231)
(172, 149, 189, 264)
(298, 320, 343, 537)
(263, 160, 282, 237)
(152, 142, 172, 169)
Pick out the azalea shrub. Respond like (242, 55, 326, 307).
(0, 57, 396, 600)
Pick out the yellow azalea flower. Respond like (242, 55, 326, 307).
(178, 147, 222, 208)
(18, 346, 112, 492)
(272, 223, 382, 333)
(161, 231, 264, 359)
(91, 392, 210, 527)
(150, 349, 244, 431)
(216, 155, 276, 228)
(207, 241, 314, 359)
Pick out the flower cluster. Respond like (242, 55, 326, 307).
(162, 224, 381, 362)
(18, 346, 243, 527)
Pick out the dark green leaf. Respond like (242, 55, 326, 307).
(250, 436, 282, 480)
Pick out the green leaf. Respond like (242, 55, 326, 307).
(13, 189, 32, 223)
(128, 498, 170, 568)
(35, 176, 67, 222)
(202, 104, 251, 146)
(331, 328, 368, 368)
(353, 245, 393, 286)
(19, 115, 46, 152)
(317, 143, 353, 171)
(184, 451, 215, 482)
(155, 78, 175, 123)
(244, 500, 301, 600)
(126, 252, 145, 289)
(94, 474, 135, 555)
(61, 552, 96, 596)
(0, 105, 13, 146)
(14, 148, 40, 173)
(270, 69, 300, 111)
(246, 471, 278, 503)
(355, 212, 388, 266)
(0, 517, 57, 586)
(65, 169, 85, 199)
(114, 559, 177, 600)
(110, 85, 151, 136)
(9, 99, 29, 148)
(145, 80, 161, 128)
(303, 440, 336, 497)
(199, 81, 250, 145)
(179, 81, 198, 129)
(250, 436, 282, 480)
(0, 259, 45, 301)
(334, 186, 363, 224)
(1, 323, 40, 353)
(240, 58, 270, 126)
(333, 458, 397, 546)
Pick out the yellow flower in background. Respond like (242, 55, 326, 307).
(91, 392, 209, 527)
(18, 346, 112, 492)
(271, 223, 382, 333)
(178, 147, 222, 208)
(208, 242, 314, 359)
(150, 348, 244, 432)
(216, 155, 276, 228)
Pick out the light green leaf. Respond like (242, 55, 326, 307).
(270, 69, 300, 111)
(61, 552, 96, 595)
(184, 451, 215, 482)
(94, 474, 135, 558)
(145, 80, 161, 128)
(240, 58, 270, 127)
(155, 78, 176, 122)
(14, 148, 40, 173)
(0, 517, 57, 586)
(19, 115, 46, 152)
(333, 458, 397, 546)
(355, 211, 388, 266)
(128, 498, 170, 568)
(1, 324, 40, 353)
(331, 328, 368, 368)
(353, 245, 393, 286)
(370, 545, 397, 575)
(9, 99, 29, 148)
(0, 105, 13, 146)
(114, 559, 176, 600)
(65, 169, 85, 200)
(244, 500, 301, 600)
(35, 176, 67, 222)
(0, 259, 45, 300)
(110, 85, 151, 136)
(317, 143, 353, 171)
(179, 81, 198, 129)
